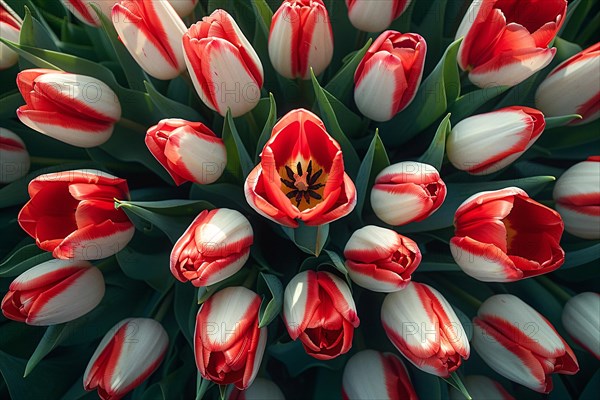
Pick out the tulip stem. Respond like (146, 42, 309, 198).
(153, 290, 174, 322)
(117, 118, 148, 134)
(242, 266, 259, 290)
(244, 110, 260, 140)
(536, 276, 572, 304)
(355, 30, 368, 50)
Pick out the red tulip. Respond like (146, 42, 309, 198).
(18, 169, 135, 260)
(0, 0, 21, 69)
(59, 0, 116, 27)
(450, 187, 565, 282)
(562, 292, 600, 359)
(245, 109, 357, 227)
(345, 0, 412, 33)
(455, 0, 567, 88)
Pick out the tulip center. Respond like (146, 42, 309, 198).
(280, 160, 327, 211)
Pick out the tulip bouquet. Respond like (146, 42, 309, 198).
(0, 0, 599, 399)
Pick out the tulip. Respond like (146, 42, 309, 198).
(562, 292, 600, 359)
(345, 0, 411, 33)
(268, 0, 333, 79)
(455, 0, 567, 88)
(536, 43, 600, 125)
(354, 30, 426, 122)
(83, 318, 169, 400)
(1, 259, 104, 326)
(18, 169, 135, 260)
(342, 349, 418, 400)
(370, 161, 446, 226)
(112, 0, 187, 80)
(449, 375, 514, 400)
(450, 187, 564, 282)
(553, 157, 600, 239)
(446, 106, 546, 175)
(195, 286, 267, 390)
(16, 69, 121, 148)
(0, 0, 21, 70)
(245, 109, 357, 227)
(381, 281, 470, 377)
(472, 294, 579, 393)
(59, 0, 116, 27)
(283, 270, 359, 360)
(0, 128, 30, 184)
(170, 208, 253, 287)
(228, 378, 285, 400)
(343, 225, 421, 292)
(145, 118, 227, 185)
(167, 0, 198, 17)
(183, 9, 263, 117)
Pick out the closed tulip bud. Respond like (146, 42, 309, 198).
(536, 43, 600, 125)
(354, 30, 426, 121)
(170, 208, 253, 287)
(167, 0, 198, 17)
(145, 119, 227, 185)
(59, 0, 116, 27)
(268, 0, 333, 79)
(381, 281, 470, 377)
(553, 157, 600, 239)
(451, 187, 565, 282)
(0, 0, 21, 70)
(195, 286, 267, 390)
(455, 0, 567, 88)
(370, 161, 446, 226)
(1, 259, 104, 326)
(0, 128, 30, 184)
(16, 69, 121, 148)
(83, 318, 169, 400)
(345, 0, 411, 33)
(112, 0, 187, 80)
(472, 294, 579, 393)
(283, 270, 360, 360)
(228, 378, 285, 400)
(342, 349, 417, 400)
(344, 225, 421, 292)
(18, 169, 135, 260)
(562, 292, 600, 359)
(183, 10, 264, 117)
(449, 375, 514, 400)
(447, 106, 546, 175)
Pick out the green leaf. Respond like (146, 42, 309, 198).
(324, 90, 366, 139)
(254, 93, 277, 161)
(196, 371, 214, 400)
(282, 223, 329, 256)
(562, 242, 600, 269)
(545, 114, 582, 129)
(257, 273, 283, 328)
(580, 369, 600, 400)
(222, 110, 255, 183)
(0, 92, 24, 119)
(418, 0, 448, 69)
(24, 325, 68, 377)
(418, 113, 451, 170)
(445, 372, 472, 400)
(248, 0, 279, 94)
(449, 86, 509, 123)
(354, 130, 390, 216)
(324, 39, 372, 101)
(18, 7, 59, 51)
(116, 245, 174, 293)
(175, 283, 198, 347)
(0, 244, 53, 278)
(144, 81, 203, 122)
(268, 340, 347, 377)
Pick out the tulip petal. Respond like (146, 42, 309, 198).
(450, 237, 523, 282)
(283, 270, 320, 340)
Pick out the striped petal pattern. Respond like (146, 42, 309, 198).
(371, 161, 446, 225)
(0, 127, 30, 183)
(562, 292, 600, 359)
(345, 0, 411, 33)
(83, 318, 169, 400)
(447, 106, 546, 175)
(170, 208, 254, 287)
(381, 281, 470, 377)
(283, 270, 360, 360)
(472, 294, 579, 393)
(1, 259, 105, 326)
(0, 0, 21, 70)
(18, 169, 135, 260)
(194, 286, 267, 390)
(60, 0, 116, 27)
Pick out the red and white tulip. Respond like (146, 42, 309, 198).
(472, 294, 579, 393)
(268, 0, 334, 79)
(553, 156, 600, 239)
(0, 128, 30, 184)
(145, 118, 227, 186)
(354, 30, 426, 121)
(0, 0, 21, 70)
(245, 109, 357, 227)
(112, 0, 187, 80)
(450, 187, 565, 282)
(342, 349, 418, 400)
(167, 0, 198, 17)
(381, 281, 470, 377)
(16, 69, 121, 148)
(370, 161, 446, 226)
(343, 225, 421, 292)
(170, 208, 253, 287)
(59, 0, 116, 27)
(283, 270, 360, 360)
(83, 318, 169, 400)
(18, 169, 135, 260)
(455, 0, 567, 88)
(536, 43, 600, 125)
(1, 259, 104, 326)
(562, 292, 600, 359)
(228, 378, 285, 400)
(195, 286, 267, 390)
(183, 9, 263, 117)
(447, 106, 546, 175)
(345, 0, 411, 33)
(449, 375, 514, 400)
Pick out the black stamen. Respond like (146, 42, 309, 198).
(285, 165, 295, 181)
(306, 160, 313, 182)
(303, 191, 311, 204)
(309, 169, 323, 185)
(296, 162, 302, 176)
(308, 191, 322, 200)
(281, 178, 296, 189)
(295, 191, 303, 206)
(287, 190, 298, 199)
